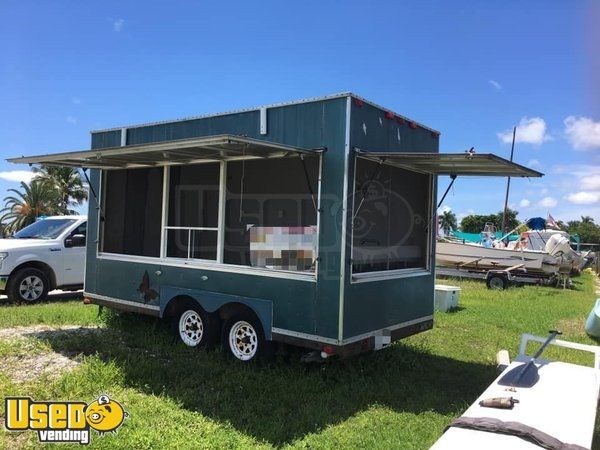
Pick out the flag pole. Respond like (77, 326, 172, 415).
(501, 126, 516, 234)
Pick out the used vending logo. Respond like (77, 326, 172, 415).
(4, 394, 128, 445)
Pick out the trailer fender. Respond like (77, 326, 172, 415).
(159, 285, 273, 340)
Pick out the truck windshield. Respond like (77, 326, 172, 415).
(14, 219, 77, 239)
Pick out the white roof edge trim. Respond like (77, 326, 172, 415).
(90, 92, 440, 135)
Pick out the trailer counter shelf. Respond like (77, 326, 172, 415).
(8, 93, 543, 361)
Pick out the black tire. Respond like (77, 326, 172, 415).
(7, 267, 50, 303)
(172, 301, 219, 348)
(221, 313, 271, 362)
(486, 274, 508, 290)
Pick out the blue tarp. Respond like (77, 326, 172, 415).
(525, 217, 547, 231)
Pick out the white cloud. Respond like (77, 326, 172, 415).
(0, 170, 35, 183)
(71, 97, 81, 104)
(498, 117, 549, 145)
(519, 199, 531, 208)
(66, 115, 77, 125)
(538, 196, 558, 208)
(541, 188, 549, 195)
(527, 159, 541, 168)
(565, 191, 600, 204)
(564, 116, 600, 150)
(113, 18, 125, 32)
(581, 175, 600, 190)
(488, 79, 502, 90)
(440, 205, 452, 213)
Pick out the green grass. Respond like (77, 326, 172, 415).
(0, 273, 598, 449)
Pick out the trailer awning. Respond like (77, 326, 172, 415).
(7, 135, 324, 169)
(354, 149, 543, 177)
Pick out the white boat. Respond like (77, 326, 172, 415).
(505, 229, 584, 273)
(431, 334, 600, 449)
(436, 224, 580, 275)
(436, 240, 560, 274)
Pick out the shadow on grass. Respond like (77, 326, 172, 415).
(0, 290, 83, 307)
(29, 313, 495, 446)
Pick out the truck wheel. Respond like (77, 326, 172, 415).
(175, 304, 218, 348)
(222, 314, 268, 362)
(7, 268, 49, 303)
(486, 274, 508, 290)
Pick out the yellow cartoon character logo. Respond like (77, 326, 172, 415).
(84, 395, 128, 435)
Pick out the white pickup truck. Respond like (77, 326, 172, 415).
(0, 216, 87, 302)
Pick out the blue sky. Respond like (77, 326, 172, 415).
(1, 1, 599, 223)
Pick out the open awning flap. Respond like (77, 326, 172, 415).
(355, 149, 543, 178)
(7, 134, 324, 169)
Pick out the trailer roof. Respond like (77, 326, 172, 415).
(355, 149, 543, 178)
(90, 92, 440, 135)
(7, 135, 324, 169)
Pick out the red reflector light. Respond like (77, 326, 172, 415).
(353, 98, 364, 107)
(385, 111, 394, 119)
(322, 345, 335, 355)
(409, 122, 418, 129)
(396, 117, 405, 125)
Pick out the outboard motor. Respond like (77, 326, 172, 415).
(544, 234, 571, 257)
(545, 234, 583, 270)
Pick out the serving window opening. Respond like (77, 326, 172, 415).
(101, 167, 163, 257)
(351, 157, 431, 275)
(165, 163, 220, 261)
(224, 157, 319, 271)
(100, 153, 320, 274)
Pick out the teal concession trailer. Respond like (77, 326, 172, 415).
(9, 93, 541, 361)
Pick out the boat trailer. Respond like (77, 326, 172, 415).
(436, 262, 569, 290)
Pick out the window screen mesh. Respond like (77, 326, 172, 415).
(102, 167, 163, 257)
(352, 159, 430, 273)
(224, 158, 319, 267)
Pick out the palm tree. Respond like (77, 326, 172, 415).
(439, 210, 457, 232)
(0, 180, 62, 233)
(33, 166, 87, 214)
(581, 216, 595, 224)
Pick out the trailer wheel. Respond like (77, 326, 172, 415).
(222, 314, 267, 362)
(486, 274, 508, 290)
(175, 304, 218, 348)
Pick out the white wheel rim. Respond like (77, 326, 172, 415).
(19, 275, 44, 301)
(229, 321, 258, 361)
(179, 310, 204, 346)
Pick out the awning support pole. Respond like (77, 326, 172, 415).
(437, 174, 457, 209)
(82, 168, 104, 220)
(427, 174, 457, 233)
(300, 154, 318, 213)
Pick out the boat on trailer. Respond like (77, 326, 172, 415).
(436, 240, 559, 275)
(436, 222, 583, 276)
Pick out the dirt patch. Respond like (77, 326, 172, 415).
(0, 325, 108, 384)
(0, 324, 97, 340)
(556, 317, 586, 335)
(4, 352, 82, 384)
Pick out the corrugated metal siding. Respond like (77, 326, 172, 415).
(91, 130, 122, 150)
